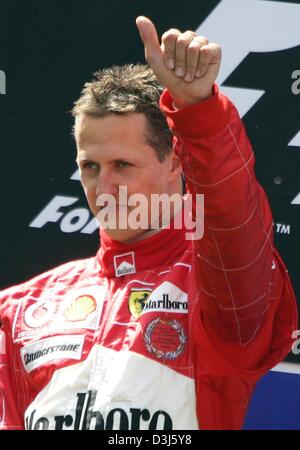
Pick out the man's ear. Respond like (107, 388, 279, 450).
(169, 151, 182, 180)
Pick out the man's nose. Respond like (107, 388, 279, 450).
(96, 169, 119, 196)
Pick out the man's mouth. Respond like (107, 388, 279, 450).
(98, 204, 128, 211)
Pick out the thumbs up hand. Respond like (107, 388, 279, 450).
(136, 16, 221, 108)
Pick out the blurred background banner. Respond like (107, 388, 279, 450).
(0, 0, 299, 428)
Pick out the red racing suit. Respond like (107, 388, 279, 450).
(0, 86, 297, 430)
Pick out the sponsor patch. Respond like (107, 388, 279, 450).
(128, 290, 152, 319)
(20, 335, 85, 373)
(13, 285, 106, 343)
(24, 299, 56, 329)
(63, 295, 97, 322)
(114, 252, 136, 277)
(141, 281, 188, 316)
(144, 318, 187, 361)
(25, 389, 173, 430)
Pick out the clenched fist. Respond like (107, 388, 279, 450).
(136, 16, 222, 108)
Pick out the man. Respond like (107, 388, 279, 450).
(0, 16, 297, 430)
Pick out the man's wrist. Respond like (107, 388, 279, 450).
(171, 86, 214, 109)
(160, 84, 231, 139)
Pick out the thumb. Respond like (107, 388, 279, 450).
(136, 16, 161, 62)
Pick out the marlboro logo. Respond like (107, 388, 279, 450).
(114, 252, 136, 277)
(25, 390, 173, 430)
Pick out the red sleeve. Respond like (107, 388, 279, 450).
(0, 326, 24, 429)
(160, 85, 297, 352)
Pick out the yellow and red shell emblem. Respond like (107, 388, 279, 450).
(63, 295, 96, 322)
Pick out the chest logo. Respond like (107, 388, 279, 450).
(139, 281, 188, 316)
(114, 252, 136, 277)
(128, 290, 152, 319)
(13, 286, 106, 343)
(20, 335, 85, 373)
(63, 295, 97, 322)
(24, 300, 56, 329)
(144, 318, 187, 361)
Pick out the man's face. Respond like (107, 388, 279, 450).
(75, 113, 181, 242)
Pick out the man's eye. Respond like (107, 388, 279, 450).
(82, 162, 99, 170)
(116, 161, 131, 168)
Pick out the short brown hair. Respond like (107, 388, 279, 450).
(72, 64, 173, 162)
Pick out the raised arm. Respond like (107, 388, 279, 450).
(136, 16, 297, 348)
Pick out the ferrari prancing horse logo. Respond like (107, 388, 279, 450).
(128, 290, 152, 319)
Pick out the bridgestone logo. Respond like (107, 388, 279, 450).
(20, 335, 85, 373)
(25, 344, 80, 365)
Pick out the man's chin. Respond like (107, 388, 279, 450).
(100, 227, 149, 243)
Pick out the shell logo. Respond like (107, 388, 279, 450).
(63, 295, 97, 322)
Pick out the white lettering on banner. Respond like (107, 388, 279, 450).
(291, 193, 300, 205)
(0, 69, 6, 95)
(275, 223, 291, 235)
(291, 70, 300, 95)
(70, 169, 80, 181)
(196, 0, 300, 117)
(80, 217, 99, 234)
(29, 195, 98, 234)
(60, 208, 90, 233)
(288, 130, 300, 147)
(30, 196, 78, 228)
(20, 335, 85, 373)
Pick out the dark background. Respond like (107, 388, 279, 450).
(0, 0, 299, 362)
